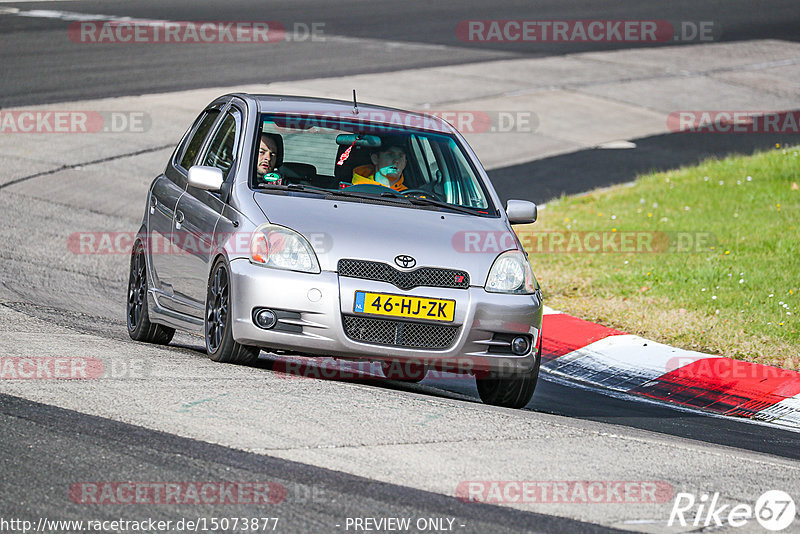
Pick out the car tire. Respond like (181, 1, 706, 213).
(476, 337, 541, 409)
(205, 258, 260, 365)
(126, 242, 175, 345)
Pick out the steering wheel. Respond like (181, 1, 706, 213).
(401, 188, 446, 202)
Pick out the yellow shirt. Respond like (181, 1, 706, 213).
(351, 164, 408, 191)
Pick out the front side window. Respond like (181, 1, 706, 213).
(201, 109, 240, 179)
(179, 109, 220, 170)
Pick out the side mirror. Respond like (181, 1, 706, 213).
(188, 165, 224, 192)
(506, 199, 537, 224)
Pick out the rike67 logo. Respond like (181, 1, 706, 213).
(669, 490, 796, 531)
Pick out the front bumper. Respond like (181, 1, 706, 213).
(229, 259, 543, 375)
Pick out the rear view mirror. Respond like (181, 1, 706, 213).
(188, 165, 224, 192)
(506, 199, 537, 224)
(335, 134, 382, 147)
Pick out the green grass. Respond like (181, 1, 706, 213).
(519, 144, 800, 368)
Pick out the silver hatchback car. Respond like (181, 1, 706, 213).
(127, 93, 543, 408)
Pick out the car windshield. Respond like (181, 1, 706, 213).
(253, 113, 495, 215)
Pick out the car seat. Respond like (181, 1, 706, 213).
(333, 144, 374, 184)
(278, 162, 317, 185)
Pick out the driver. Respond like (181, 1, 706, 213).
(256, 133, 283, 184)
(351, 142, 408, 192)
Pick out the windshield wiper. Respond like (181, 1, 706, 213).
(258, 183, 481, 215)
(257, 183, 411, 204)
(396, 193, 482, 216)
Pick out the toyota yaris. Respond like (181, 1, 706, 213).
(127, 93, 543, 408)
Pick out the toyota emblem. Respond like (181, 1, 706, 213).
(394, 255, 416, 269)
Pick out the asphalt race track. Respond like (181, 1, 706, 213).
(1, 0, 799, 107)
(1, 2, 799, 533)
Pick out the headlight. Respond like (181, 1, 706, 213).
(249, 224, 320, 274)
(485, 250, 535, 294)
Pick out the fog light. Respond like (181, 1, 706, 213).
(511, 336, 530, 355)
(254, 308, 277, 329)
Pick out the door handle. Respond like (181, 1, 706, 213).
(175, 210, 185, 229)
(149, 195, 157, 214)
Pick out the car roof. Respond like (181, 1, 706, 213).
(238, 93, 458, 135)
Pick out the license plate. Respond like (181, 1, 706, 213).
(353, 291, 455, 322)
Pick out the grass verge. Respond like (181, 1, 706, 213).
(518, 144, 799, 369)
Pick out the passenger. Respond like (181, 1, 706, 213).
(352, 142, 408, 192)
(256, 133, 283, 184)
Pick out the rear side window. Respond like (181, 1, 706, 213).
(179, 110, 220, 170)
(201, 109, 240, 179)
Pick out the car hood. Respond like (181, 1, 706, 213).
(253, 193, 518, 286)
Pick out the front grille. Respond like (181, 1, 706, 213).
(343, 315, 459, 349)
(338, 259, 469, 290)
